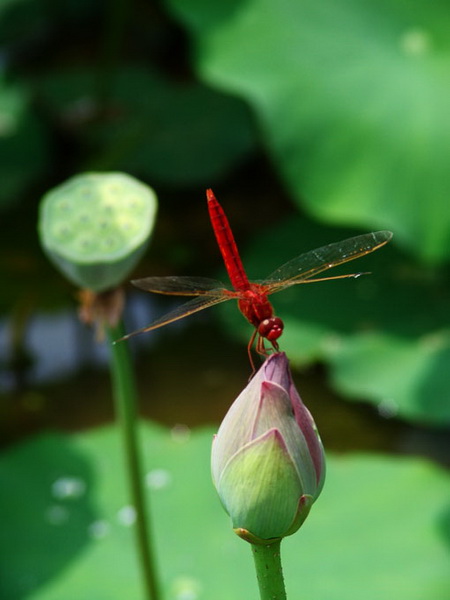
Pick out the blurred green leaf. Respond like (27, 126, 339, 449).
(166, 0, 450, 263)
(325, 330, 450, 425)
(36, 66, 255, 186)
(0, 0, 97, 45)
(0, 76, 49, 208)
(1, 424, 449, 599)
(217, 214, 450, 425)
(0, 433, 96, 599)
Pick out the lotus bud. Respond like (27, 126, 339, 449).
(211, 352, 325, 544)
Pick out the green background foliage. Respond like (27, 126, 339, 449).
(1, 0, 449, 598)
(167, 0, 450, 263)
(1, 424, 449, 600)
(165, 0, 450, 425)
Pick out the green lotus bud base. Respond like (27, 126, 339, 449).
(38, 172, 157, 292)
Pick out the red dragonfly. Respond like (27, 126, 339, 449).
(122, 189, 392, 365)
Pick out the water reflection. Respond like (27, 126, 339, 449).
(0, 294, 182, 393)
(52, 476, 87, 500)
(1, 293, 449, 469)
(88, 519, 110, 540)
(145, 468, 173, 490)
(117, 505, 137, 526)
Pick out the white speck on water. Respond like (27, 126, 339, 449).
(377, 398, 399, 418)
(52, 476, 86, 500)
(0, 113, 17, 135)
(88, 519, 110, 539)
(117, 505, 136, 526)
(322, 333, 344, 354)
(400, 29, 431, 56)
(171, 424, 191, 443)
(45, 504, 69, 525)
(171, 576, 202, 600)
(145, 468, 172, 490)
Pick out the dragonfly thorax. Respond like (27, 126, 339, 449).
(238, 288, 274, 328)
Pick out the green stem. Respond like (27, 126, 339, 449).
(106, 321, 161, 600)
(251, 541, 287, 600)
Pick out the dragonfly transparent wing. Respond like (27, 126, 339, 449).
(132, 275, 230, 296)
(119, 293, 233, 341)
(263, 230, 393, 293)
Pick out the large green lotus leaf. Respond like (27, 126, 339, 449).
(166, 0, 450, 263)
(0, 424, 449, 599)
(325, 330, 450, 425)
(36, 66, 255, 186)
(216, 214, 450, 425)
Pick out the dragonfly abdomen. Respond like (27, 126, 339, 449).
(207, 189, 250, 291)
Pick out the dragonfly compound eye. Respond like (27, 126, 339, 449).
(258, 317, 284, 341)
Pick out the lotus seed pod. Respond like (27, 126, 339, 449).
(38, 172, 157, 292)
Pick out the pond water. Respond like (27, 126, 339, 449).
(1, 295, 448, 469)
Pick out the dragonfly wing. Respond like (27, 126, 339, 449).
(120, 293, 233, 341)
(263, 230, 393, 292)
(132, 275, 229, 296)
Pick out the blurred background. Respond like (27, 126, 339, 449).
(1, 0, 449, 457)
(1, 1, 449, 598)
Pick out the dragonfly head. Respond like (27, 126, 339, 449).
(258, 317, 284, 343)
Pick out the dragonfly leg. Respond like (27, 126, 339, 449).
(247, 329, 258, 376)
(247, 330, 279, 378)
(256, 335, 266, 357)
(271, 339, 280, 352)
(256, 333, 276, 358)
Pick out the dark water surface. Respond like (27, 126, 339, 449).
(1, 305, 448, 469)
